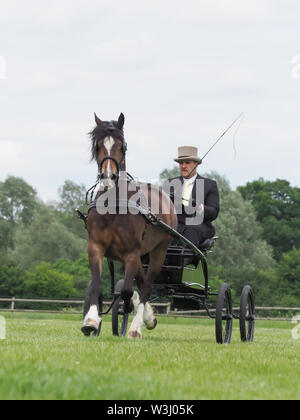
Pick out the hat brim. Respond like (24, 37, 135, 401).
(174, 156, 202, 164)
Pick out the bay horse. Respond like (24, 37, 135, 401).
(82, 113, 177, 339)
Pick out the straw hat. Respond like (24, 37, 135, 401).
(174, 146, 202, 164)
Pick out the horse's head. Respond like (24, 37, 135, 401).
(90, 113, 127, 184)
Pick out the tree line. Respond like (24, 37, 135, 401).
(0, 171, 299, 307)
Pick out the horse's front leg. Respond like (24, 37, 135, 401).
(82, 241, 104, 337)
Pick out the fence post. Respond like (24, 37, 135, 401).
(166, 302, 171, 316)
(10, 297, 15, 312)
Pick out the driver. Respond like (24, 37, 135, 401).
(164, 146, 219, 248)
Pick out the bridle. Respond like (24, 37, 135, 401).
(86, 117, 133, 204)
(97, 120, 128, 180)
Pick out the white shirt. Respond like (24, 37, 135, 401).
(182, 174, 204, 214)
(182, 174, 197, 206)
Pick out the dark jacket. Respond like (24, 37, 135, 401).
(164, 174, 220, 231)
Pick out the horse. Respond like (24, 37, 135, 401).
(82, 113, 177, 339)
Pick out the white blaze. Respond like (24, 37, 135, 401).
(104, 136, 115, 177)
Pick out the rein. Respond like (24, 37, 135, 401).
(85, 172, 135, 205)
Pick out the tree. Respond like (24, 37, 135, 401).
(53, 255, 123, 298)
(0, 252, 25, 298)
(159, 166, 180, 184)
(253, 248, 300, 306)
(11, 204, 87, 269)
(0, 176, 38, 225)
(204, 174, 274, 297)
(55, 180, 88, 240)
(0, 176, 38, 250)
(57, 180, 87, 216)
(274, 248, 300, 306)
(24, 262, 76, 299)
(53, 255, 91, 298)
(0, 218, 14, 250)
(213, 187, 274, 297)
(238, 179, 300, 259)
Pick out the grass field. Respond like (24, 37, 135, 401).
(0, 312, 300, 400)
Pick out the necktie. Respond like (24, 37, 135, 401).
(182, 180, 192, 206)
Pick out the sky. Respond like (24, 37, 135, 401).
(0, 0, 299, 201)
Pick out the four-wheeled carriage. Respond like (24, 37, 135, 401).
(80, 112, 255, 342)
(78, 206, 255, 344)
(110, 222, 255, 344)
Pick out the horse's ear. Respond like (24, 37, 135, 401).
(94, 113, 102, 126)
(117, 113, 125, 130)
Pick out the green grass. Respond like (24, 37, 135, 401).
(0, 312, 300, 400)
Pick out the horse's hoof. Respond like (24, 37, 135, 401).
(81, 319, 98, 337)
(128, 330, 142, 340)
(124, 300, 134, 314)
(145, 318, 158, 331)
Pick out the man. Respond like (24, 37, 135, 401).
(164, 146, 219, 248)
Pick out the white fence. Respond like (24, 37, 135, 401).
(0, 297, 171, 315)
(0, 297, 300, 320)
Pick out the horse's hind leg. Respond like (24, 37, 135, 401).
(144, 240, 171, 329)
(131, 290, 157, 331)
(82, 242, 104, 336)
(124, 261, 147, 340)
(128, 240, 169, 339)
(132, 268, 157, 331)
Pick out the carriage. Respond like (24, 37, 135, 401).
(80, 112, 255, 344)
(98, 210, 255, 345)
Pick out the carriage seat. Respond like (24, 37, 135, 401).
(183, 236, 217, 267)
(198, 236, 217, 251)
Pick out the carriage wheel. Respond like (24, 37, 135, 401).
(215, 283, 233, 344)
(239, 285, 255, 342)
(112, 279, 129, 337)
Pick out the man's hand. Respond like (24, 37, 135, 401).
(196, 203, 204, 214)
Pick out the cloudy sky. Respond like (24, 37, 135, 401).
(0, 0, 299, 200)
